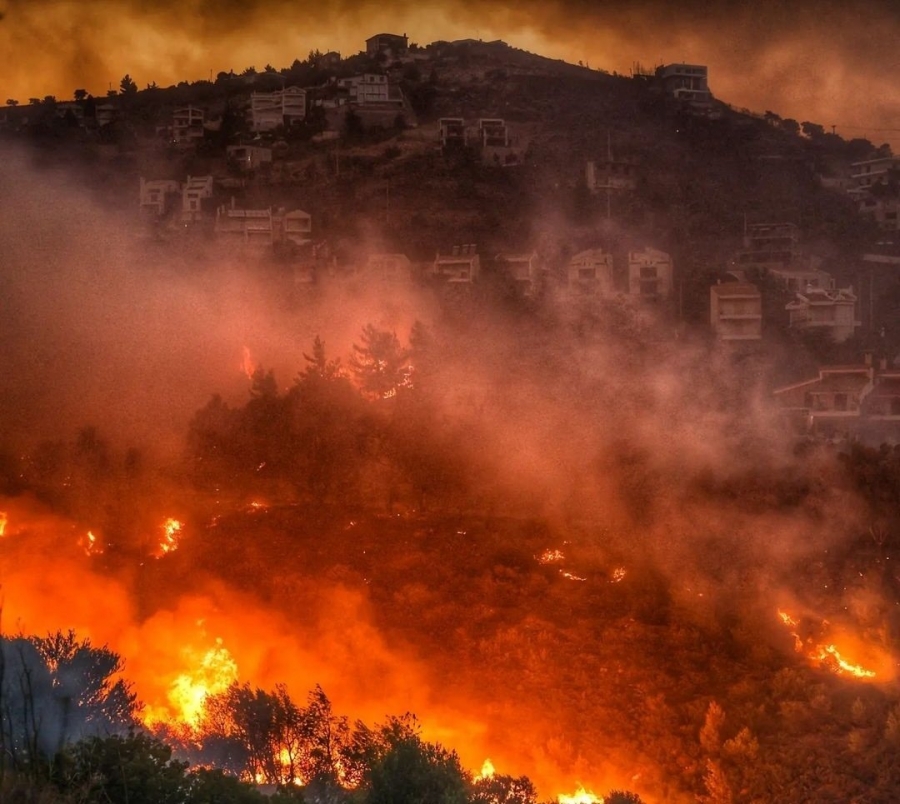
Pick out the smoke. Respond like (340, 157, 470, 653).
(2, 1, 899, 148)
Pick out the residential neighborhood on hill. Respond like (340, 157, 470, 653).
(3, 33, 900, 446)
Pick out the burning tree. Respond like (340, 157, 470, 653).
(349, 324, 411, 401)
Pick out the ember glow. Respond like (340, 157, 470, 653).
(476, 758, 495, 780)
(78, 529, 102, 556)
(0, 511, 7, 537)
(241, 346, 256, 379)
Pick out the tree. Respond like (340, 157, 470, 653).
(119, 74, 138, 95)
(299, 336, 344, 385)
(801, 121, 825, 139)
(349, 325, 411, 401)
(471, 772, 537, 804)
(73, 88, 88, 102)
(5, 98, 19, 107)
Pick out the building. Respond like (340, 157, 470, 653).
(497, 252, 540, 296)
(477, 118, 509, 147)
(849, 155, 900, 198)
(567, 249, 615, 297)
(214, 200, 275, 247)
(785, 286, 860, 343)
(627, 248, 673, 301)
(433, 244, 480, 283)
(363, 253, 413, 283)
(586, 158, 638, 193)
(709, 282, 762, 340)
(439, 117, 466, 149)
(365, 33, 408, 59)
(859, 196, 900, 231)
(172, 106, 205, 146)
(249, 87, 307, 132)
(279, 209, 312, 246)
(655, 63, 712, 108)
(139, 178, 180, 217)
(768, 265, 835, 294)
(733, 222, 802, 273)
(181, 175, 214, 223)
(773, 356, 900, 443)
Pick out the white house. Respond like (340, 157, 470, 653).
(567, 249, 615, 296)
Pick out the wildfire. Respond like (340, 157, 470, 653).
(538, 549, 564, 564)
(241, 346, 256, 379)
(476, 758, 495, 781)
(610, 567, 627, 583)
(776, 609, 876, 680)
(560, 571, 586, 582)
(0, 511, 7, 536)
(78, 530, 102, 556)
(155, 518, 183, 557)
(558, 786, 604, 804)
(142, 637, 239, 730)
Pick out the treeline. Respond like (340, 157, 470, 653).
(186, 323, 481, 512)
(0, 629, 642, 804)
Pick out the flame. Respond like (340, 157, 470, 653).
(476, 758, 496, 781)
(78, 530, 102, 556)
(0, 511, 7, 537)
(776, 609, 876, 680)
(155, 518, 183, 557)
(610, 567, 626, 583)
(241, 346, 255, 379)
(560, 571, 586, 582)
(558, 786, 604, 804)
(141, 637, 238, 730)
(538, 549, 565, 564)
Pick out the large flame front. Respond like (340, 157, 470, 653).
(558, 786, 604, 804)
(155, 518, 183, 557)
(142, 637, 239, 730)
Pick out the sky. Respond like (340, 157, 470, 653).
(1, 0, 899, 149)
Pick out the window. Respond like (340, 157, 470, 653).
(834, 393, 848, 411)
(578, 268, 596, 280)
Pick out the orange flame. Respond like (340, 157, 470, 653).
(538, 549, 564, 564)
(476, 758, 495, 781)
(141, 637, 238, 730)
(78, 530, 102, 556)
(155, 518, 183, 557)
(0, 511, 7, 537)
(241, 346, 255, 379)
(558, 786, 604, 804)
(776, 609, 876, 680)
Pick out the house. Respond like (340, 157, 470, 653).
(733, 222, 802, 273)
(709, 282, 762, 340)
(226, 144, 273, 172)
(172, 106, 205, 146)
(365, 33, 408, 59)
(363, 253, 413, 283)
(433, 244, 480, 283)
(214, 200, 275, 247)
(627, 248, 673, 301)
(858, 196, 900, 231)
(567, 249, 615, 297)
(496, 252, 540, 296)
(477, 118, 509, 147)
(249, 87, 306, 132)
(181, 175, 214, 223)
(768, 265, 835, 293)
(774, 363, 874, 438)
(279, 209, 312, 246)
(773, 355, 900, 442)
(655, 63, 712, 108)
(586, 157, 638, 193)
(849, 155, 900, 198)
(139, 178, 180, 217)
(439, 117, 466, 149)
(785, 286, 860, 343)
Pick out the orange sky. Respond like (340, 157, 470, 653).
(0, 0, 898, 148)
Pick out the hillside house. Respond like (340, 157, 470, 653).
(439, 118, 466, 149)
(279, 209, 312, 246)
(786, 286, 860, 343)
(710, 282, 762, 340)
(250, 87, 306, 132)
(497, 252, 540, 296)
(849, 155, 900, 198)
(859, 196, 900, 231)
(477, 119, 509, 147)
(366, 33, 408, 59)
(181, 175, 214, 223)
(733, 222, 802, 273)
(768, 265, 835, 293)
(215, 201, 275, 247)
(172, 106, 205, 146)
(655, 63, 712, 109)
(567, 249, 615, 297)
(433, 244, 480, 283)
(363, 253, 413, 283)
(586, 158, 638, 193)
(627, 248, 673, 301)
(139, 178, 180, 217)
